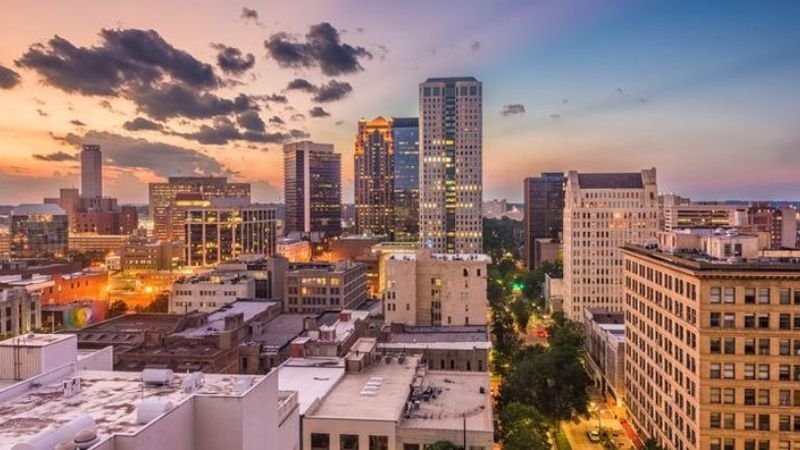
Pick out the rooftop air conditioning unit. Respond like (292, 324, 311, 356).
(136, 399, 174, 425)
(141, 368, 174, 386)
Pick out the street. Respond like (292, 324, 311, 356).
(560, 390, 635, 450)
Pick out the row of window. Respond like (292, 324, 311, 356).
(709, 337, 800, 356)
(709, 362, 800, 381)
(708, 312, 800, 330)
(709, 387, 800, 406)
(710, 287, 800, 305)
(709, 438, 800, 450)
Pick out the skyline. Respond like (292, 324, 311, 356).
(1, 0, 800, 205)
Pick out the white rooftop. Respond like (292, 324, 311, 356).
(173, 301, 277, 338)
(277, 358, 345, 415)
(0, 333, 73, 348)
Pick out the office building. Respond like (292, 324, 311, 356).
(184, 199, 277, 267)
(355, 117, 394, 236)
(583, 308, 625, 404)
(622, 243, 800, 450)
(0, 287, 41, 336)
(391, 117, 420, 242)
(746, 204, 798, 249)
(562, 169, 659, 321)
(80, 144, 103, 199)
(663, 203, 748, 232)
(284, 261, 367, 314)
(10, 203, 69, 258)
(283, 141, 342, 236)
(381, 248, 489, 326)
(419, 77, 483, 254)
(379, 323, 491, 372)
(149, 177, 251, 241)
(0, 333, 299, 450)
(170, 271, 256, 313)
(524, 173, 566, 269)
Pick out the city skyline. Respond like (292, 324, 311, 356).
(1, 0, 800, 206)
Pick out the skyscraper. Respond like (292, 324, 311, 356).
(391, 117, 420, 242)
(148, 177, 251, 241)
(562, 169, 659, 321)
(419, 77, 483, 254)
(283, 141, 342, 236)
(354, 117, 394, 236)
(523, 173, 566, 269)
(80, 144, 102, 199)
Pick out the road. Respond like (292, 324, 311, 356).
(561, 391, 634, 450)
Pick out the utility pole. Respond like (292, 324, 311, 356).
(463, 413, 467, 449)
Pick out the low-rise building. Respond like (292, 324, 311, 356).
(0, 267, 108, 306)
(284, 261, 367, 314)
(119, 238, 184, 272)
(379, 324, 491, 372)
(0, 333, 299, 450)
(583, 308, 625, 405)
(544, 274, 564, 313)
(170, 271, 255, 313)
(67, 233, 130, 253)
(0, 287, 41, 336)
(277, 236, 313, 263)
(381, 248, 489, 326)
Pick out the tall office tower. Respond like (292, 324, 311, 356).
(523, 173, 566, 269)
(562, 169, 659, 321)
(354, 117, 394, 236)
(419, 77, 483, 254)
(391, 117, 420, 242)
(149, 177, 251, 241)
(622, 243, 800, 450)
(283, 141, 342, 236)
(80, 144, 102, 199)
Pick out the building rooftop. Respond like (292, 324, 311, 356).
(384, 326, 491, 350)
(622, 244, 800, 272)
(173, 301, 278, 338)
(400, 371, 493, 434)
(277, 358, 346, 415)
(423, 76, 479, 83)
(287, 261, 364, 273)
(11, 203, 67, 216)
(577, 173, 644, 189)
(0, 370, 268, 449)
(249, 313, 312, 350)
(174, 271, 251, 285)
(0, 333, 73, 348)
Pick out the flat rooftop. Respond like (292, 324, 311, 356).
(401, 371, 493, 434)
(384, 326, 491, 350)
(309, 355, 420, 421)
(249, 313, 312, 350)
(173, 301, 277, 338)
(622, 245, 800, 272)
(0, 333, 73, 348)
(0, 370, 267, 449)
(277, 358, 346, 415)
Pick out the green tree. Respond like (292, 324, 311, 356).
(642, 438, 667, 450)
(509, 296, 533, 331)
(547, 316, 585, 356)
(107, 300, 129, 319)
(424, 441, 459, 450)
(482, 217, 523, 261)
(491, 304, 523, 376)
(137, 293, 169, 313)
(500, 402, 551, 450)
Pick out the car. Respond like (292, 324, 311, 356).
(587, 429, 601, 443)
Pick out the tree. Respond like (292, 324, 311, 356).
(547, 316, 585, 356)
(509, 296, 533, 331)
(107, 300, 129, 319)
(491, 304, 523, 377)
(137, 293, 168, 313)
(425, 441, 459, 450)
(642, 438, 668, 450)
(500, 402, 551, 450)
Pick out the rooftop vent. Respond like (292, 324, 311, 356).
(136, 399, 174, 425)
(141, 368, 174, 386)
(182, 372, 205, 393)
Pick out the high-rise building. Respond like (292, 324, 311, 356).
(10, 204, 69, 258)
(419, 77, 483, 254)
(381, 248, 489, 326)
(745, 204, 798, 249)
(80, 144, 103, 199)
(622, 243, 800, 450)
(148, 177, 251, 241)
(354, 117, 394, 236)
(283, 141, 342, 236)
(184, 199, 277, 266)
(562, 169, 659, 321)
(391, 117, 420, 242)
(523, 173, 566, 269)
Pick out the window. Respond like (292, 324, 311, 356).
(745, 414, 756, 430)
(724, 338, 736, 354)
(724, 439, 735, 450)
(759, 288, 771, 304)
(745, 364, 756, 380)
(745, 288, 756, 304)
(759, 339, 771, 355)
(758, 314, 770, 329)
(745, 389, 756, 405)
(759, 414, 770, 431)
(780, 339, 790, 356)
(744, 314, 755, 328)
(759, 364, 770, 380)
(745, 339, 756, 355)
(710, 388, 721, 404)
(710, 363, 721, 379)
(780, 415, 791, 431)
(779, 390, 791, 406)
(710, 338, 721, 354)
(311, 433, 330, 450)
(724, 287, 735, 303)
(780, 289, 791, 305)
(723, 388, 735, 404)
(710, 412, 721, 429)
(758, 389, 770, 405)
(779, 365, 790, 381)
(724, 313, 736, 328)
(723, 363, 735, 379)
(711, 287, 721, 303)
(369, 436, 389, 450)
(340, 435, 359, 450)
(711, 438, 721, 450)
(723, 413, 735, 430)
(780, 314, 791, 330)
(710, 313, 721, 328)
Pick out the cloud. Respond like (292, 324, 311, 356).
(312, 80, 352, 102)
(264, 22, 372, 76)
(286, 78, 316, 92)
(549, 113, 561, 119)
(130, 83, 256, 120)
(36, 109, 49, 117)
(268, 115, 285, 125)
(241, 7, 259, 21)
(256, 93, 288, 104)
(309, 106, 330, 118)
(290, 113, 305, 121)
(32, 151, 77, 162)
(16, 29, 218, 96)
(236, 110, 265, 132)
(470, 41, 481, 52)
(169, 117, 300, 146)
(70, 119, 86, 126)
(53, 130, 227, 177)
(98, 100, 114, 110)
(0, 64, 21, 89)
(212, 43, 255, 75)
(123, 117, 164, 131)
(285, 78, 352, 102)
(289, 129, 309, 139)
(500, 104, 526, 116)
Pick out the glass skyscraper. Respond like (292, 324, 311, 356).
(391, 117, 419, 242)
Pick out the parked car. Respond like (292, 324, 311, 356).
(587, 429, 601, 443)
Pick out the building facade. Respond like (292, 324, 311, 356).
(523, 173, 566, 269)
(284, 262, 367, 314)
(623, 244, 800, 450)
(149, 177, 251, 241)
(562, 169, 659, 321)
(283, 141, 342, 236)
(391, 117, 420, 242)
(746, 204, 798, 249)
(10, 204, 69, 259)
(355, 117, 394, 236)
(584, 308, 625, 404)
(184, 200, 277, 267)
(80, 144, 103, 199)
(382, 248, 489, 326)
(0, 287, 41, 336)
(419, 77, 483, 254)
(169, 272, 256, 313)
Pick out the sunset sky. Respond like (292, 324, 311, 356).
(1, 0, 799, 204)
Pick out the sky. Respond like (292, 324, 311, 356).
(0, 0, 799, 204)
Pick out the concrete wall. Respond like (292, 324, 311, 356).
(302, 417, 395, 450)
(114, 399, 195, 450)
